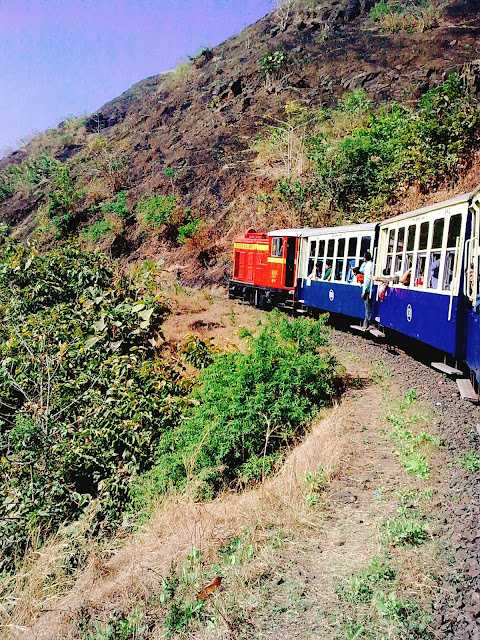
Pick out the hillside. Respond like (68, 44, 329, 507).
(1, 0, 480, 285)
(1, 4, 480, 637)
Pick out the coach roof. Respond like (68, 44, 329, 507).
(268, 222, 377, 238)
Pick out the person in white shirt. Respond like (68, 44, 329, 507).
(360, 251, 374, 330)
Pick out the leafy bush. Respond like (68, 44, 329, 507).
(370, 0, 442, 33)
(136, 194, 176, 229)
(137, 311, 337, 499)
(309, 75, 480, 216)
(81, 218, 112, 242)
(0, 152, 58, 200)
(0, 239, 182, 571)
(101, 190, 129, 217)
(45, 164, 82, 237)
(257, 77, 480, 222)
(259, 47, 286, 76)
(177, 216, 203, 244)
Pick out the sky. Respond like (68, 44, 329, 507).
(0, 0, 272, 156)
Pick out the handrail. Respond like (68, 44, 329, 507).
(464, 237, 473, 301)
(448, 236, 461, 321)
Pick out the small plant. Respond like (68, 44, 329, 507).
(101, 190, 129, 217)
(337, 554, 396, 604)
(458, 450, 480, 471)
(177, 216, 203, 244)
(164, 62, 193, 91)
(237, 326, 252, 339)
(382, 516, 429, 546)
(178, 334, 216, 369)
(136, 193, 176, 229)
(81, 218, 112, 242)
(304, 465, 335, 506)
(405, 389, 418, 404)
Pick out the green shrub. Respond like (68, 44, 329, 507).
(45, 164, 82, 237)
(0, 240, 179, 571)
(136, 194, 176, 229)
(81, 218, 112, 242)
(137, 311, 336, 500)
(101, 190, 129, 217)
(459, 451, 480, 471)
(177, 216, 203, 244)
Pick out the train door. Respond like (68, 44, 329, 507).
(465, 190, 480, 383)
(246, 250, 254, 282)
(285, 237, 296, 287)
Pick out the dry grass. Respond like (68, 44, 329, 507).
(3, 396, 351, 639)
(163, 63, 194, 92)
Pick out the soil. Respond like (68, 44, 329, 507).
(2, 0, 480, 283)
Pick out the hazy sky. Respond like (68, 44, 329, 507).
(0, 0, 272, 156)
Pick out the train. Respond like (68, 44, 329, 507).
(229, 185, 480, 396)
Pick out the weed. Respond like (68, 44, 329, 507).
(458, 450, 480, 471)
(337, 553, 396, 604)
(405, 389, 418, 404)
(81, 218, 112, 242)
(382, 516, 429, 546)
(238, 326, 252, 339)
(304, 465, 335, 506)
(136, 193, 176, 229)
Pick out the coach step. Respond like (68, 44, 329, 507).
(457, 379, 478, 403)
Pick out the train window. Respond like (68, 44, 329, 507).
(327, 239, 335, 258)
(447, 214, 461, 247)
(334, 258, 344, 281)
(427, 251, 441, 289)
(348, 237, 357, 257)
(234, 251, 240, 278)
(407, 225, 416, 251)
(384, 254, 393, 276)
(315, 240, 326, 279)
(419, 222, 429, 251)
(432, 218, 444, 249)
(346, 237, 357, 283)
(442, 215, 462, 291)
(388, 229, 395, 252)
(415, 253, 426, 287)
(324, 259, 333, 281)
(395, 227, 405, 273)
(360, 236, 371, 257)
(443, 251, 455, 290)
(308, 241, 317, 278)
(337, 238, 346, 257)
(271, 237, 283, 257)
(384, 229, 394, 276)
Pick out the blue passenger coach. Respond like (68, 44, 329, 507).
(296, 223, 377, 319)
(373, 188, 480, 361)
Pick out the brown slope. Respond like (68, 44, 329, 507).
(1, 0, 480, 280)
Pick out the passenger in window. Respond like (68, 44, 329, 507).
(399, 268, 411, 286)
(429, 257, 441, 288)
(346, 260, 355, 283)
(360, 252, 374, 330)
(353, 266, 363, 284)
(323, 260, 333, 281)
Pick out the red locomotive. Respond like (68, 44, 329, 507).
(228, 228, 300, 309)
